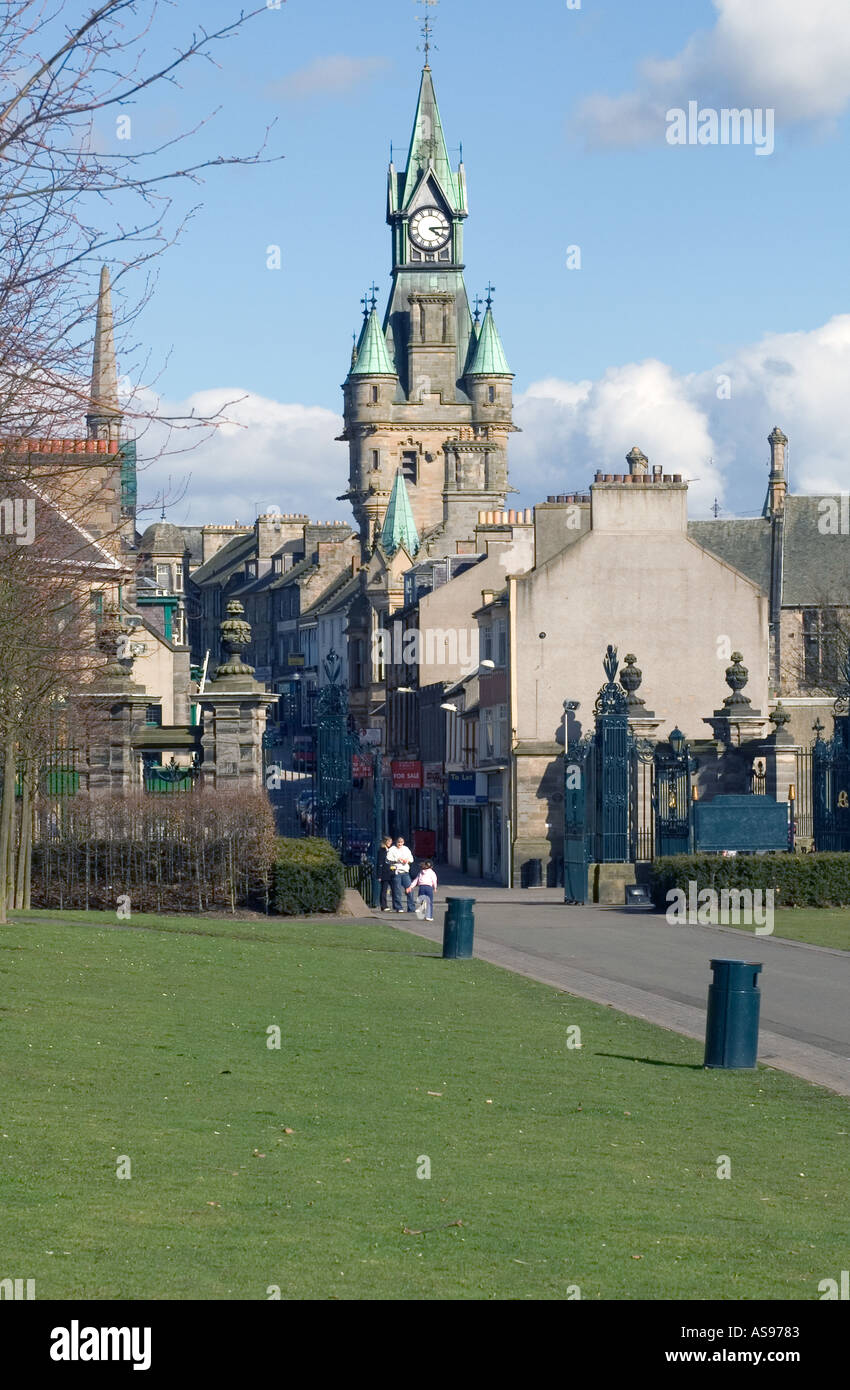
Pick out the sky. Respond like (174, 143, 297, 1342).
(99, 0, 850, 529)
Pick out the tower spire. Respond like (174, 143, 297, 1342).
(87, 265, 122, 442)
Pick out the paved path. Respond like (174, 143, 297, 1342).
(373, 874, 850, 1098)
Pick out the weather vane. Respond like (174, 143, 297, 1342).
(485, 282, 495, 310)
(416, 0, 439, 65)
(472, 293, 483, 324)
(369, 282, 379, 311)
(360, 290, 371, 319)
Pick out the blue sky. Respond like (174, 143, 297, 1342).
(109, 0, 850, 526)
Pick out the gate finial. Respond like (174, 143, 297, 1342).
(602, 644, 619, 684)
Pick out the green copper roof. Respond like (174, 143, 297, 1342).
(380, 471, 420, 557)
(466, 307, 511, 376)
(351, 308, 397, 377)
(401, 67, 459, 210)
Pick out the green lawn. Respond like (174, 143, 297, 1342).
(1, 909, 848, 1300)
(741, 909, 850, 952)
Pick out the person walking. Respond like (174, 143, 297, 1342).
(377, 836, 394, 911)
(387, 835, 414, 912)
(407, 860, 437, 920)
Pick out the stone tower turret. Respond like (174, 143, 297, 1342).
(339, 63, 514, 562)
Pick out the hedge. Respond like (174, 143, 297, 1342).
(31, 789, 277, 912)
(271, 837, 344, 916)
(649, 853, 850, 909)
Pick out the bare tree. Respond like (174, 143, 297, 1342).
(0, 1, 278, 918)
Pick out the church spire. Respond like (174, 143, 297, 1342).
(87, 265, 122, 441)
(350, 306, 398, 377)
(466, 306, 511, 376)
(379, 470, 420, 557)
(400, 65, 461, 211)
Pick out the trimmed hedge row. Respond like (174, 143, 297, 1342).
(271, 837, 344, 916)
(649, 853, 850, 909)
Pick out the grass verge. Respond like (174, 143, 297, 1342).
(1, 910, 847, 1299)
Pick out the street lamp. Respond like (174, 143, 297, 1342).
(669, 726, 686, 758)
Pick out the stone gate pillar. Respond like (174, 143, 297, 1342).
(196, 601, 276, 790)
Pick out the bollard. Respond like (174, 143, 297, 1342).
(442, 897, 475, 959)
(704, 958, 762, 1069)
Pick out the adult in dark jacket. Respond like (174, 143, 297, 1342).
(377, 836, 394, 911)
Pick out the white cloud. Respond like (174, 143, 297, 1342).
(270, 55, 390, 101)
(576, 0, 850, 149)
(129, 314, 850, 530)
(513, 314, 850, 514)
(131, 389, 348, 528)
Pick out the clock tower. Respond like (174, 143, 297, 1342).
(339, 61, 515, 561)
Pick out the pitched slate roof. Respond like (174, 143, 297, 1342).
(189, 531, 254, 586)
(688, 495, 850, 607)
(687, 518, 772, 593)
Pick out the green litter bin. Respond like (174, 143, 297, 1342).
(704, 958, 762, 1069)
(442, 897, 475, 959)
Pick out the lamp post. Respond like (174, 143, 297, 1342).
(371, 747, 384, 909)
(788, 783, 796, 853)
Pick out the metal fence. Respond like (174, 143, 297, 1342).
(795, 749, 813, 841)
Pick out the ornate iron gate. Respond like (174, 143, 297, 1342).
(563, 731, 589, 904)
(563, 647, 637, 904)
(315, 651, 358, 855)
(812, 650, 850, 852)
(653, 730, 696, 857)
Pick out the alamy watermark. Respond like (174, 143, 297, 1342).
(817, 495, 850, 534)
(666, 882, 774, 935)
(666, 102, 774, 157)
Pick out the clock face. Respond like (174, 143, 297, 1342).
(409, 206, 451, 251)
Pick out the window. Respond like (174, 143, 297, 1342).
(401, 451, 418, 485)
(372, 450, 380, 470)
(155, 563, 170, 590)
(482, 625, 493, 662)
(174, 565, 184, 592)
(145, 704, 162, 727)
(371, 385, 379, 404)
(488, 386, 496, 404)
(497, 621, 507, 667)
(803, 608, 840, 687)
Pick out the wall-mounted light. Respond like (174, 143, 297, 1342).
(440, 702, 458, 712)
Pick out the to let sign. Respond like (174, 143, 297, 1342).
(392, 760, 423, 789)
(352, 754, 373, 779)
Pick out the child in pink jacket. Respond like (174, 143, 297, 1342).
(406, 861, 437, 920)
